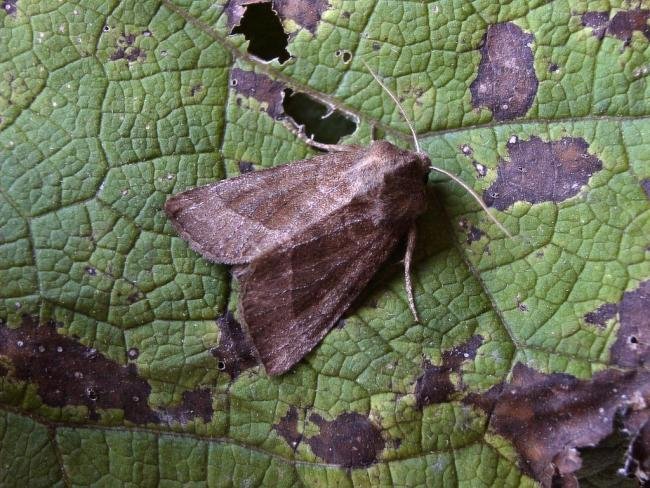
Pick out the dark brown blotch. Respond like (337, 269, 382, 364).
(642, 179, 650, 199)
(465, 363, 650, 487)
(2, 0, 17, 16)
(582, 11, 610, 39)
(273, 0, 329, 33)
(274, 405, 302, 449)
(583, 10, 650, 43)
(584, 302, 618, 328)
(459, 218, 485, 244)
(226, 0, 329, 34)
(238, 161, 255, 174)
(127, 347, 139, 360)
(415, 335, 483, 409)
(109, 32, 146, 63)
(484, 136, 603, 210)
(610, 280, 649, 368)
(0, 316, 159, 423)
(127, 290, 144, 304)
(211, 312, 259, 379)
(230, 68, 285, 118)
(469, 22, 538, 121)
(306, 412, 384, 468)
(160, 387, 213, 424)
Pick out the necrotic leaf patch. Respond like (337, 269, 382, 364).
(273, 405, 302, 449)
(582, 9, 650, 43)
(415, 335, 483, 409)
(306, 412, 385, 467)
(466, 363, 650, 487)
(483, 136, 603, 210)
(470, 22, 539, 121)
(211, 312, 259, 379)
(230, 68, 286, 118)
(0, 316, 159, 423)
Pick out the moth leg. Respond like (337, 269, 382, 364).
(404, 225, 420, 323)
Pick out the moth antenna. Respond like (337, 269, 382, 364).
(362, 60, 421, 154)
(429, 165, 513, 239)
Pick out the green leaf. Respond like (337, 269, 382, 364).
(1, 1, 648, 486)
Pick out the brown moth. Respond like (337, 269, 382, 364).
(165, 65, 509, 376)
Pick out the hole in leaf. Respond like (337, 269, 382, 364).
(231, 3, 290, 63)
(283, 89, 357, 144)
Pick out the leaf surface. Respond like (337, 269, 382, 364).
(1, 1, 649, 486)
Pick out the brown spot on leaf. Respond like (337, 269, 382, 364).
(484, 136, 603, 210)
(582, 11, 610, 39)
(466, 363, 650, 488)
(306, 412, 384, 467)
(230, 68, 285, 118)
(584, 302, 618, 327)
(127, 290, 144, 304)
(642, 179, 650, 199)
(274, 405, 302, 449)
(459, 218, 485, 244)
(470, 23, 539, 121)
(415, 335, 483, 409)
(238, 161, 255, 174)
(610, 280, 650, 368)
(583, 10, 650, 43)
(160, 388, 213, 424)
(190, 84, 203, 96)
(226, 0, 328, 34)
(2, 0, 17, 16)
(0, 316, 159, 423)
(516, 295, 529, 312)
(273, 0, 329, 33)
(109, 33, 146, 63)
(211, 312, 258, 379)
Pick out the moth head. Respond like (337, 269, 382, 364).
(363, 61, 512, 239)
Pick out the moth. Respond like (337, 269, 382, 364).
(165, 64, 509, 375)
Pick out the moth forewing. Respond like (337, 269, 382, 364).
(164, 148, 359, 265)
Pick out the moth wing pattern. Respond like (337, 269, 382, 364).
(235, 202, 410, 375)
(164, 149, 364, 264)
(165, 140, 431, 375)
